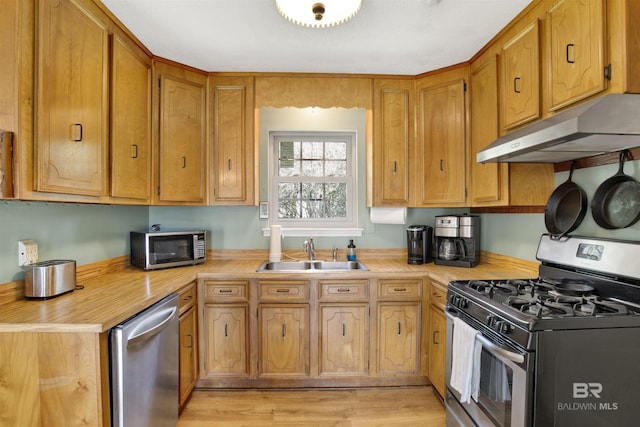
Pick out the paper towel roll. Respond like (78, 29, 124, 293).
(369, 207, 407, 224)
(269, 225, 282, 262)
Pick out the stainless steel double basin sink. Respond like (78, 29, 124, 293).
(256, 260, 368, 272)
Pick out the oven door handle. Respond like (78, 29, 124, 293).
(446, 310, 525, 364)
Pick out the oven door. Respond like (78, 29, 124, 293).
(445, 309, 532, 427)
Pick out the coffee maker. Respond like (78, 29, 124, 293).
(434, 215, 480, 267)
(406, 225, 433, 264)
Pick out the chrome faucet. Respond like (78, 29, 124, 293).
(303, 238, 316, 261)
(332, 247, 338, 261)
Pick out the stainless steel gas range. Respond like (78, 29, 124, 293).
(445, 234, 640, 427)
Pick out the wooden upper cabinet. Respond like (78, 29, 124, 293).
(36, 0, 109, 196)
(501, 20, 540, 130)
(548, 0, 606, 111)
(110, 35, 152, 202)
(154, 62, 207, 204)
(210, 76, 255, 205)
(372, 79, 414, 206)
(470, 56, 508, 207)
(416, 78, 467, 207)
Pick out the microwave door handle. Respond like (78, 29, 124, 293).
(446, 309, 525, 364)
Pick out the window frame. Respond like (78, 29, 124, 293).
(268, 131, 358, 230)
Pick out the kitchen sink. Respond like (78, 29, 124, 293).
(256, 260, 368, 272)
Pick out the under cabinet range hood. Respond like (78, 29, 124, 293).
(477, 94, 640, 163)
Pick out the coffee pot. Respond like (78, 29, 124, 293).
(438, 238, 465, 260)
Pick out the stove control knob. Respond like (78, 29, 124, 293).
(495, 320, 510, 334)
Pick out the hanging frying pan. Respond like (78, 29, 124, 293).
(544, 161, 587, 238)
(591, 150, 640, 229)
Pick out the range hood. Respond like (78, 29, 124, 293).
(477, 94, 640, 163)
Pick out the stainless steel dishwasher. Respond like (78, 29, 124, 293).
(110, 293, 179, 427)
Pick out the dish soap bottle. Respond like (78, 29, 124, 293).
(347, 240, 357, 261)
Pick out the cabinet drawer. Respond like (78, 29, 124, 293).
(319, 280, 369, 300)
(178, 282, 196, 314)
(430, 281, 448, 310)
(259, 281, 309, 301)
(204, 280, 249, 302)
(378, 279, 422, 299)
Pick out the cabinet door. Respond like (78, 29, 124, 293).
(319, 304, 369, 376)
(372, 79, 414, 206)
(36, 0, 108, 196)
(417, 79, 466, 206)
(470, 56, 508, 207)
(179, 306, 198, 407)
(210, 76, 255, 205)
(259, 304, 309, 376)
(377, 302, 421, 374)
(548, 0, 606, 111)
(157, 68, 206, 203)
(428, 306, 446, 397)
(203, 304, 248, 376)
(110, 34, 151, 201)
(502, 20, 540, 129)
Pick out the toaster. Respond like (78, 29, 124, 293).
(23, 260, 76, 298)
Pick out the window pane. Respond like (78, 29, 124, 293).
(324, 183, 347, 218)
(325, 160, 346, 176)
(302, 141, 323, 159)
(325, 142, 346, 160)
(302, 160, 323, 177)
(279, 160, 300, 177)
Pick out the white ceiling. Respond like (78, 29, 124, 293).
(101, 0, 532, 75)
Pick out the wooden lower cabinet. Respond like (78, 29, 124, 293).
(428, 280, 448, 398)
(259, 304, 310, 377)
(203, 304, 248, 376)
(178, 282, 199, 410)
(428, 306, 447, 397)
(377, 303, 421, 374)
(319, 303, 369, 376)
(197, 277, 429, 388)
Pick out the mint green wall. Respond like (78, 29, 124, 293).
(0, 202, 148, 283)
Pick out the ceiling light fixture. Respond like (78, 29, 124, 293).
(275, 0, 362, 28)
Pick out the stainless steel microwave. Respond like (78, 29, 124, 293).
(130, 230, 207, 270)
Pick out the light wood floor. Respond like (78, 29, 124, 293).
(177, 386, 446, 427)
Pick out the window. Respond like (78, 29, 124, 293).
(269, 131, 357, 230)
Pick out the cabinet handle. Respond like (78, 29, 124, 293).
(276, 289, 290, 293)
(72, 123, 83, 142)
(282, 323, 286, 338)
(432, 292, 441, 299)
(336, 288, 351, 293)
(565, 43, 575, 64)
(433, 331, 440, 345)
(393, 287, 407, 292)
(186, 333, 194, 348)
(181, 156, 187, 168)
(513, 77, 521, 93)
(392, 161, 397, 173)
(228, 158, 232, 171)
(439, 159, 444, 172)
(218, 289, 233, 293)
(342, 322, 346, 337)
(397, 321, 402, 335)
(224, 323, 228, 337)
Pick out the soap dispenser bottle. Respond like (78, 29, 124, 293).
(347, 240, 357, 261)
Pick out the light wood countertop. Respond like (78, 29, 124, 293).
(0, 251, 539, 333)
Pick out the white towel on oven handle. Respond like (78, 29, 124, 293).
(450, 317, 483, 404)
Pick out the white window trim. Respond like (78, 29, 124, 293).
(268, 131, 360, 234)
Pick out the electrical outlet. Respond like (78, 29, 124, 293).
(18, 240, 38, 266)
